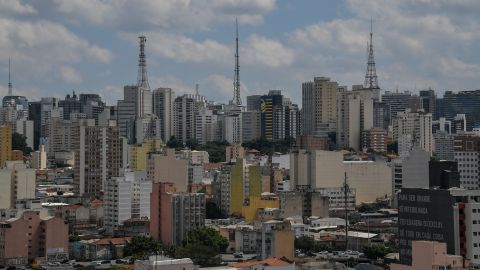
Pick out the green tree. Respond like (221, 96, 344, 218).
(124, 236, 161, 260)
(363, 243, 391, 260)
(197, 141, 230, 163)
(69, 234, 80, 242)
(185, 138, 199, 150)
(12, 132, 32, 155)
(174, 227, 228, 267)
(387, 141, 398, 154)
(294, 235, 314, 253)
(166, 136, 183, 149)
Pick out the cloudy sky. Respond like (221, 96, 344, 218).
(1, 0, 480, 106)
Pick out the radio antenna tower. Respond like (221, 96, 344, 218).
(363, 19, 379, 90)
(8, 58, 12, 96)
(232, 18, 241, 105)
(137, 35, 150, 90)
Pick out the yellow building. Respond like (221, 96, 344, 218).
(129, 139, 163, 171)
(11, 150, 23, 161)
(0, 125, 12, 166)
(242, 195, 279, 221)
(229, 159, 244, 215)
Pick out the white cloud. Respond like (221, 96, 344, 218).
(0, 0, 36, 15)
(59, 66, 82, 83)
(243, 35, 295, 68)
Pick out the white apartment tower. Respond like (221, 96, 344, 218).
(152, 88, 174, 142)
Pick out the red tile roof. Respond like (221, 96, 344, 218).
(233, 257, 290, 268)
(94, 237, 131, 246)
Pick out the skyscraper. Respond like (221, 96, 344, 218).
(0, 124, 12, 166)
(152, 87, 174, 142)
(301, 77, 339, 135)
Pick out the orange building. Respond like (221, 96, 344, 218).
(0, 124, 12, 166)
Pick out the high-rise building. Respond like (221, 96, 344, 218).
(419, 89, 436, 117)
(39, 97, 62, 140)
(382, 91, 421, 118)
(222, 108, 243, 144)
(454, 135, 480, 189)
(129, 139, 163, 172)
(147, 149, 189, 192)
(28, 101, 42, 150)
(195, 107, 218, 144)
(247, 95, 262, 111)
(361, 127, 387, 153)
(373, 101, 391, 130)
(173, 94, 206, 144)
(73, 121, 125, 196)
(104, 171, 152, 234)
(453, 114, 467, 134)
(392, 110, 433, 155)
(0, 124, 12, 166)
(0, 161, 35, 209)
(398, 188, 480, 266)
(58, 91, 81, 120)
(31, 145, 47, 169)
(150, 182, 206, 246)
(0, 211, 68, 266)
(152, 87, 174, 142)
(241, 111, 261, 142)
(434, 131, 454, 161)
(15, 117, 34, 148)
(302, 77, 339, 135)
(336, 88, 374, 150)
(437, 90, 480, 131)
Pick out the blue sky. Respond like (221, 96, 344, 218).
(1, 0, 480, 106)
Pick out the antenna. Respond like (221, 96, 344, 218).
(8, 57, 12, 96)
(363, 19, 379, 90)
(137, 35, 150, 90)
(232, 18, 241, 105)
(195, 83, 199, 95)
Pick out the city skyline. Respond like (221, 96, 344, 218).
(1, 1, 480, 105)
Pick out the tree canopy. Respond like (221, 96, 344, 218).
(363, 243, 391, 260)
(174, 227, 228, 267)
(242, 137, 295, 155)
(124, 236, 161, 260)
(12, 132, 31, 155)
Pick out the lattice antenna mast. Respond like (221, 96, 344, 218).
(233, 18, 241, 105)
(137, 35, 150, 90)
(364, 19, 379, 89)
(8, 58, 12, 96)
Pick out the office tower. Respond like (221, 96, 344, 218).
(0, 211, 68, 266)
(242, 111, 261, 142)
(73, 121, 125, 196)
(247, 95, 262, 111)
(453, 114, 467, 134)
(28, 101, 41, 150)
(302, 77, 339, 135)
(133, 115, 161, 145)
(361, 127, 387, 153)
(174, 94, 200, 143)
(129, 139, 163, 172)
(419, 89, 436, 117)
(336, 88, 374, 150)
(392, 110, 433, 155)
(39, 97, 62, 139)
(223, 110, 243, 144)
(0, 161, 35, 209)
(382, 91, 421, 117)
(58, 91, 81, 120)
(433, 131, 454, 161)
(150, 182, 206, 246)
(195, 107, 218, 144)
(147, 149, 189, 192)
(398, 188, 480, 266)
(104, 171, 152, 234)
(454, 135, 480, 189)
(0, 124, 12, 166)
(31, 145, 47, 169)
(15, 117, 34, 148)
(152, 87, 174, 142)
(438, 90, 480, 131)
(373, 101, 390, 130)
(80, 94, 106, 124)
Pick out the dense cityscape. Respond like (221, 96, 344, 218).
(1, 1, 480, 270)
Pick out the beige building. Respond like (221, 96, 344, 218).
(393, 110, 433, 155)
(391, 241, 469, 270)
(226, 143, 245, 162)
(290, 150, 392, 205)
(73, 120, 125, 196)
(337, 88, 374, 150)
(0, 161, 35, 209)
(147, 149, 188, 192)
(302, 77, 339, 134)
(31, 145, 47, 169)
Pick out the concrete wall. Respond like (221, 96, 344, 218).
(149, 149, 188, 192)
(345, 161, 392, 204)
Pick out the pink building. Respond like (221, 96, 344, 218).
(150, 182, 205, 246)
(0, 211, 69, 266)
(391, 241, 469, 270)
